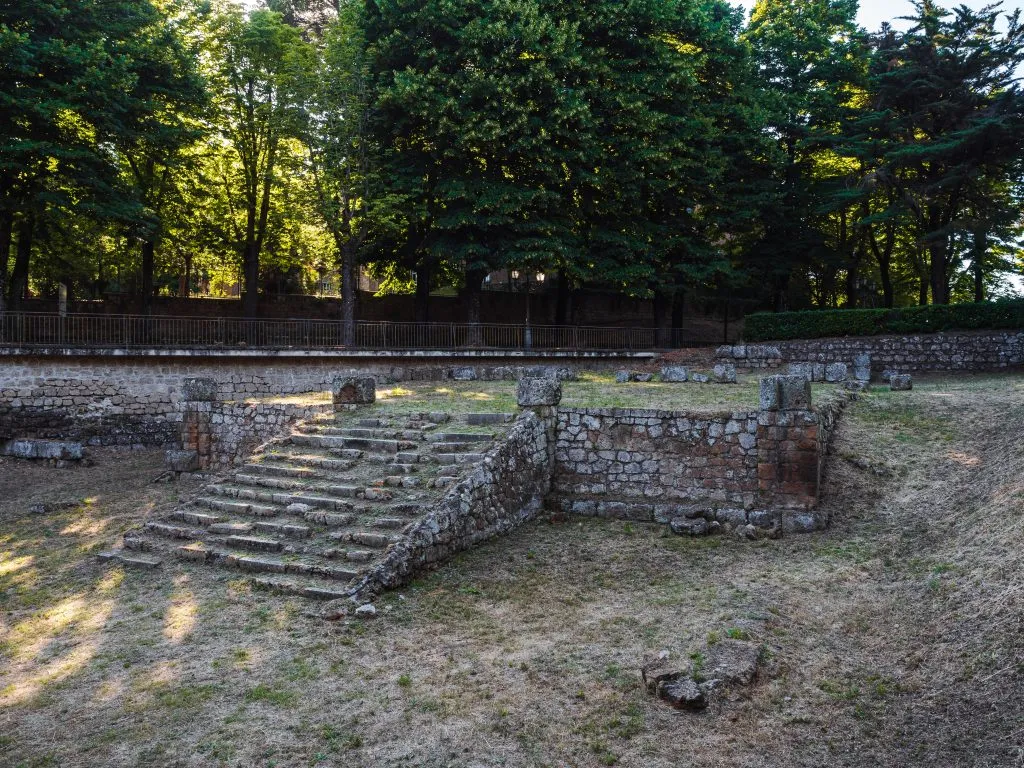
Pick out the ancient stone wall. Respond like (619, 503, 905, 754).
(550, 391, 851, 530)
(349, 410, 552, 601)
(774, 330, 1024, 375)
(0, 351, 636, 445)
(552, 408, 761, 515)
(181, 398, 334, 470)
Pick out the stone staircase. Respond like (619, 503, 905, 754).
(99, 410, 514, 600)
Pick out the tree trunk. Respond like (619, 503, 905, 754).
(183, 253, 193, 298)
(652, 289, 672, 348)
(972, 228, 987, 304)
(0, 210, 12, 315)
(845, 251, 861, 309)
(415, 259, 431, 324)
(671, 290, 685, 348)
(555, 270, 570, 326)
(8, 212, 34, 310)
(341, 242, 356, 346)
(464, 267, 486, 346)
(918, 274, 929, 306)
(929, 238, 949, 305)
(878, 251, 894, 308)
(141, 239, 156, 315)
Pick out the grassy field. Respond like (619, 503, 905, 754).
(1, 373, 1023, 767)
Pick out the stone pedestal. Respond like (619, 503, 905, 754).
(333, 377, 376, 408)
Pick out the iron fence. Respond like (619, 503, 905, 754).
(0, 312, 683, 352)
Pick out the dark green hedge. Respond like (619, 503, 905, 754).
(743, 299, 1024, 341)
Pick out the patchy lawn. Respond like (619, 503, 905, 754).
(1, 373, 1022, 767)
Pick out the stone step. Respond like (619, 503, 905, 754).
(382, 476, 420, 488)
(241, 463, 319, 480)
(431, 452, 485, 464)
(233, 473, 304, 491)
(306, 426, 427, 441)
(196, 497, 278, 517)
(248, 578, 351, 601)
(430, 443, 483, 455)
(145, 522, 198, 540)
(253, 521, 312, 539)
(176, 545, 362, 582)
(122, 535, 157, 552)
(168, 510, 221, 527)
(433, 476, 458, 489)
(208, 522, 253, 535)
(256, 452, 358, 472)
(98, 551, 161, 569)
(328, 530, 392, 549)
(291, 434, 413, 454)
(465, 413, 514, 426)
(370, 517, 406, 530)
(226, 535, 283, 553)
(436, 433, 494, 443)
(395, 452, 423, 464)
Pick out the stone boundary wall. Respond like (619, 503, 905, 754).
(550, 393, 852, 531)
(0, 351, 639, 446)
(773, 330, 1024, 375)
(182, 398, 334, 470)
(553, 408, 760, 512)
(347, 410, 552, 602)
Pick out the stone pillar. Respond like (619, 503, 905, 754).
(180, 377, 216, 470)
(333, 376, 376, 410)
(517, 377, 562, 483)
(757, 375, 819, 509)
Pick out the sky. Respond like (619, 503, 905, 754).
(736, 0, 1024, 29)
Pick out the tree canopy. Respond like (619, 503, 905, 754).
(1, 0, 1022, 323)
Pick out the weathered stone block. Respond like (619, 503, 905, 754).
(164, 449, 199, 473)
(890, 374, 913, 391)
(182, 378, 217, 402)
(660, 365, 688, 382)
(712, 363, 737, 384)
(853, 353, 871, 382)
(691, 373, 710, 383)
(632, 372, 654, 383)
(1, 439, 84, 461)
(333, 376, 376, 407)
(824, 362, 848, 382)
(451, 366, 478, 381)
(777, 375, 812, 410)
(517, 376, 562, 408)
(615, 370, 630, 383)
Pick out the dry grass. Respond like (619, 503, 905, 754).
(1, 372, 1022, 767)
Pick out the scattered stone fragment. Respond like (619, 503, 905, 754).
(691, 373, 710, 383)
(164, 449, 199, 473)
(890, 374, 913, 391)
(286, 502, 313, 515)
(355, 603, 377, 618)
(631, 372, 654, 383)
(670, 516, 709, 536)
(704, 639, 761, 686)
(712, 363, 737, 384)
(615, 370, 630, 383)
(659, 678, 708, 710)
(660, 365, 688, 382)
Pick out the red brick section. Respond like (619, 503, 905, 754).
(756, 409, 821, 509)
(182, 406, 213, 469)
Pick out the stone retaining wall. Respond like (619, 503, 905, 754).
(774, 330, 1024, 375)
(0, 351, 640, 446)
(182, 398, 334, 470)
(348, 410, 552, 601)
(550, 392, 851, 530)
(553, 408, 761, 512)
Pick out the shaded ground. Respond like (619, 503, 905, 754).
(1, 373, 1023, 767)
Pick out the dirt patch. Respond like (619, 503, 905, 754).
(1, 374, 1022, 767)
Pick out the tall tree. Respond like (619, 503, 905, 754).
(744, 0, 866, 310)
(212, 7, 314, 317)
(859, 1, 1024, 305)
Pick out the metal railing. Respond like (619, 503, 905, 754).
(0, 312, 673, 352)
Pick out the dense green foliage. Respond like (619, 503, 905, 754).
(0, 0, 1022, 324)
(745, 298, 1024, 340)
